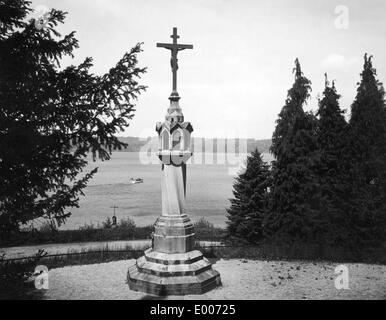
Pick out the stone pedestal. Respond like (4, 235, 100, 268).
(153, 214, 195, 253)
(128, 249, 221, 296)
(127, 214, 221, 296)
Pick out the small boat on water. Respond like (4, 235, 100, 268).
(129, 178, 143, 184)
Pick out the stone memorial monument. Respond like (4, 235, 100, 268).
(127, 28, 221, 296)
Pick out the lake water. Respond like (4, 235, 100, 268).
(63, 152, 273, 230)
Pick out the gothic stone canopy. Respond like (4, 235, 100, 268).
(156, 121, 193, 135)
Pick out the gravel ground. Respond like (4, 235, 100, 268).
(43, 259, 386, 300)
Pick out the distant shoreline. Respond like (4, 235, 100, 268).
(116, 136, 272, 153)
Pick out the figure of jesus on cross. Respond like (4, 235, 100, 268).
(157, 28, 193, 96)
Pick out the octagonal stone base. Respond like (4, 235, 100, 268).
(128, 214, 221, 296)
(154, 214, 195, 253)
(127, 248, 221, 296)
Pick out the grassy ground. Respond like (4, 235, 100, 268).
(4, 241, 386, 273)
(199, 243, 386, 265)
(0, 218, 225, 248)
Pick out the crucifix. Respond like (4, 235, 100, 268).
(128, 27, 221, 296)
(110, 205, 118, 226)
(110, 205, 118, 217)
(157, 27, 193, 96)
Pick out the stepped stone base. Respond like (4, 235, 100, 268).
(128, 214, 221, 295)
(127, 248, 221, 296)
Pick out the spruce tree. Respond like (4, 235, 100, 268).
(316, 75, 348, 244)
(346, 54, 386, 246)
(265, 59, 322, 242)
(0, 1, 146, 239)
(225, 149, 271, 244)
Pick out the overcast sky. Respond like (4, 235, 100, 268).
(31, 0, 386, 139)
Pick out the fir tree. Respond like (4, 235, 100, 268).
(346, 54, 386, 245)
(225, 149, 271, 244)
(316, 75, 348, 244)
(265, 59, 322, 242)
(0, 1, 146, 239)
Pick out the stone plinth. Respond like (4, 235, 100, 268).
(127, 248, 221, 296)
(154, 214, 195, 253)
(127, 214, 221, 295)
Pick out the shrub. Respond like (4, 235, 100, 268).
(194, 218, 224, 242)
(103, 217, 113, 229)
(119, 217, 136, 230)
(0, 250, 47, 299)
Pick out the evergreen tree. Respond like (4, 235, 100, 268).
(0, 0, 146, 239)
(265, 59, 322, 242)
(225, 149, 271, 244)
(316, 75, 348, 244)
(346, 54, 386, 245)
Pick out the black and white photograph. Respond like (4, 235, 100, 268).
(0, 0, 386, 306)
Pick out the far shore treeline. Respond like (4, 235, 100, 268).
(226, 56, 386, 252)
(116, 136, 272, 154)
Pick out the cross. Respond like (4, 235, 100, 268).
(110, 205, 119, 217)
(157, 27, 193, 95)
